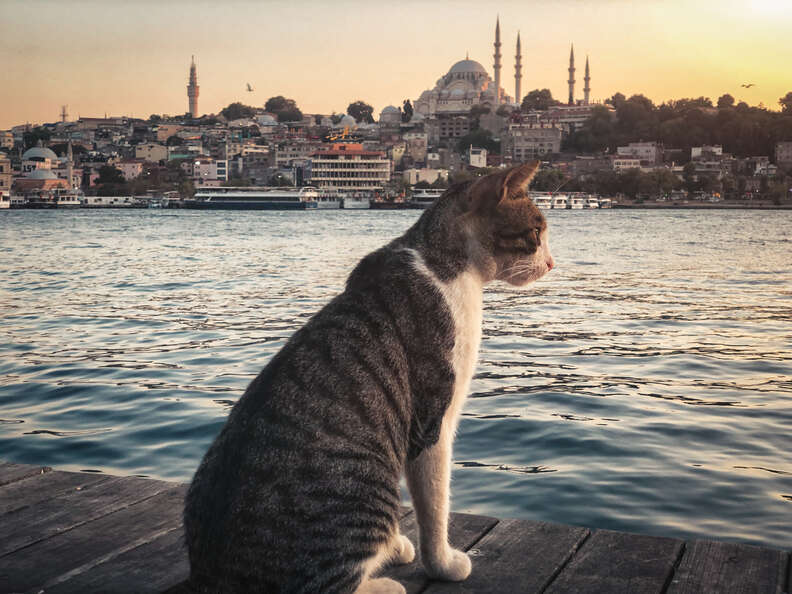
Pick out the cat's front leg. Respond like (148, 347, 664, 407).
(405, 421, 471, 582)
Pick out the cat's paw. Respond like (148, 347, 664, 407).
(423, 547, 472, 582)
(392, 534, 415, 565)
(355, 577, 406, 594)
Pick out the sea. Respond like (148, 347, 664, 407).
(0, 208, 790, 550)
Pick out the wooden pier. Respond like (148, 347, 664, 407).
(0, 461, 788, 593)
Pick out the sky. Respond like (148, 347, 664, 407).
(0, 0, 790, 129)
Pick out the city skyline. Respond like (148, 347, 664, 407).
(1, 0, 790, 129)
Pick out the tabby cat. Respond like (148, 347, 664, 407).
(184, 162, 554, 593)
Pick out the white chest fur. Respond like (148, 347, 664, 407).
(408, 251, 483, 430)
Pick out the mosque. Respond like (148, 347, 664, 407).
(411, 18, 592, 118)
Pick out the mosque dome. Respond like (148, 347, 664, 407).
(337, 114, 356, 128)
(22, 146, 58, 161)
(381, 105, 399, 114)
(448, 59, 488, 76)
(27, 169, 58, 180)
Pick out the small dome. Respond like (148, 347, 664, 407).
(22, 146, 58, 161)
(381, 105, 399, 114)
(336, 114, 356, 127)
(448, 59, 487, 76)
(28, 169, 58, 180)
(257, 114, 277, 125)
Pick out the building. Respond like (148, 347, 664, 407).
(193, 158, 228, 184)
(187, 56, 199, 118)
(617, 142, 663, 165)
(309, 143, 390, 191)
(0, 132, 13, 150)
(21, 145, 57, 174)
(468, 146, 488, 168)
(274, 141, 323, 168)
(503, 124, 562, 161)
(612, 156, 641, 171)
(403, 168, 448, 186)
(0, 156, 12, 195)
(775, 141, 792, 170)
(115, 160, 144, 180)
(135, 143, 169, 163)
(539, 104, 613, 134)
(691, 145, 723, 160)
(379, 106, 401, 127)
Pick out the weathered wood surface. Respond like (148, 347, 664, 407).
(0, 461, 788, 593)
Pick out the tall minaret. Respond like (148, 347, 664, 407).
(493, 17, 502, 105)
(567, 44, 576, 106)
(515, 32, 522, 106)
(66, 137, 74, 189)
(187, 55, 199, 118)
(583, 56, 591, 105)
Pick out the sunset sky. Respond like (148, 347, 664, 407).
(0, 0, 789, 129)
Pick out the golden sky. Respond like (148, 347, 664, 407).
(0, 0, 789, 129)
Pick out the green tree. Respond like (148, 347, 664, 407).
(606, 92, 627, 108)
(23, 126, 52, 149)
(521, 89, 559, 111)
(221, 102, 256, 120)
(166, 135, 184, 147)
(779, 92, 792, 114)
(402, 99, 414, 123)
(148, 114, 162, 123)
(265, 96, 303, 122)
(456, 129, 499, 155)
(717, 94, 735, 109)
(347, 101, 375, 124)
(531, 168, 565, 191)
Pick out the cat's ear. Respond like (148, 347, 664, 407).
(468, 161, 540, 211)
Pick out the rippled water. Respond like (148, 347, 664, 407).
(1, 208, 790, 549)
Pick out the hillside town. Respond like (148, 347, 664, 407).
(2, 19, 791, 209)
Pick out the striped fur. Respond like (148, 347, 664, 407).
(184, 162, 552, 593)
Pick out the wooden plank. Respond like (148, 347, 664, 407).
(44, 526, 189, 594)
(0, 485, 187, 593)
(0, 461, 51, 486)
(544, 529, 683, 594)
(667, 540, 788, 594)
(384, 510, 499, 594)
(0, 475, 174, 557)
(0, 470, 111, 516)
(423, 519, 589, 594)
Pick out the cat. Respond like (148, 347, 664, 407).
(183, 161, 554, 593)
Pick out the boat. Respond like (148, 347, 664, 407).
(0, 192, 9, 209)
(568, 195, 585, 209)
(315, 189, 341, 210)
(184, 187, 319, 210)
(23, 188, 83, 209)
(531, 194, 552, 209)
(410, 188, 445, 209)
(585, 195, 600, 209)
(341, 191, 371, 210)
(551, 194, 568, 209)
(599, 198, 612, 209)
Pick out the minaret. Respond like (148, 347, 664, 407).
(568, 44, 576, 105)
(493, 17, 502, 105)
(187, 55, 199, 118)
(66, 137, 74, 189)
(515, 32, 522, 106)
(583, 56, 591, 105)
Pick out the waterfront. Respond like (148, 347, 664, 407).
(0, 208, 790, 550)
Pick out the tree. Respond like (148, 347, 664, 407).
(531, 169, 565, 191)
(402, 99, 414, 123)
(717, 94, 735, 109)
(220, 102, 256, 120)
(606, 92, 627, 109)
(23, 126, 52, 149)
(779, 92, 792, 114)
(95, 165, 127, 196)
(456, 129, 499, 155)
(166, 135, 184, 147)
(269, 172, 293, 187)
(347, 101, 375, 124)
(496, 105, 513, 117)
(521, 89, 559, 111)
(148, 114, 162, 123)
(265, 96, 303, 122)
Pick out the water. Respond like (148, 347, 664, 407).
(1, 208, 790, 550)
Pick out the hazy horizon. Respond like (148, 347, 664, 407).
(1, 0, 789, 129)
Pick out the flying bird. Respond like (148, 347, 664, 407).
(741, 83, 756, 88)
(246, 83, 254, 92)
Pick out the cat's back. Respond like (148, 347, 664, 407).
(184, 244, 456, 592)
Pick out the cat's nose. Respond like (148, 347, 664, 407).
(546, 257, 554, 271)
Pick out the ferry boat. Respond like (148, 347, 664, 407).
(599, 198, 612, 209)
(568, 195, 586, 209)
(341, 191, 371, 210)
(0, 191, 10, 209)
(410, 188, 445, 209)
(23, 189, 83, 209)
(184, 187, 319, 210)
(531, 194, 552, 209)
(315, 189, 341, 210)
(551, 194, 569, 209)
(585, 195, 600, 209)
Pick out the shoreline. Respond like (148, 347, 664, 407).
(613, 202, 792, 210)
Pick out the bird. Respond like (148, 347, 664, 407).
(246, 83, 254, 92)
(741, 83, 756, 88)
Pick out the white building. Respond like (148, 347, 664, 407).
(468, 146, 488, 168)
(612, 157, 641, 171)
(775, 141, 792, 169)
(135, 143, 169, 163)
(309, 143, 390, 191)
(193, 158, 228, 184)
(503, 124, 562, 161)
(617, 141, 663, 164)
(403, 168, 449, 186)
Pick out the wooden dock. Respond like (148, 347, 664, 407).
(0, 461, 788, 593)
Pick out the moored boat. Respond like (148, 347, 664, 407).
(184, 187, 319, 210)
(568, 195, 585, 209)
(551, 194, 568, 209)
(409, 188, 444, 209)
